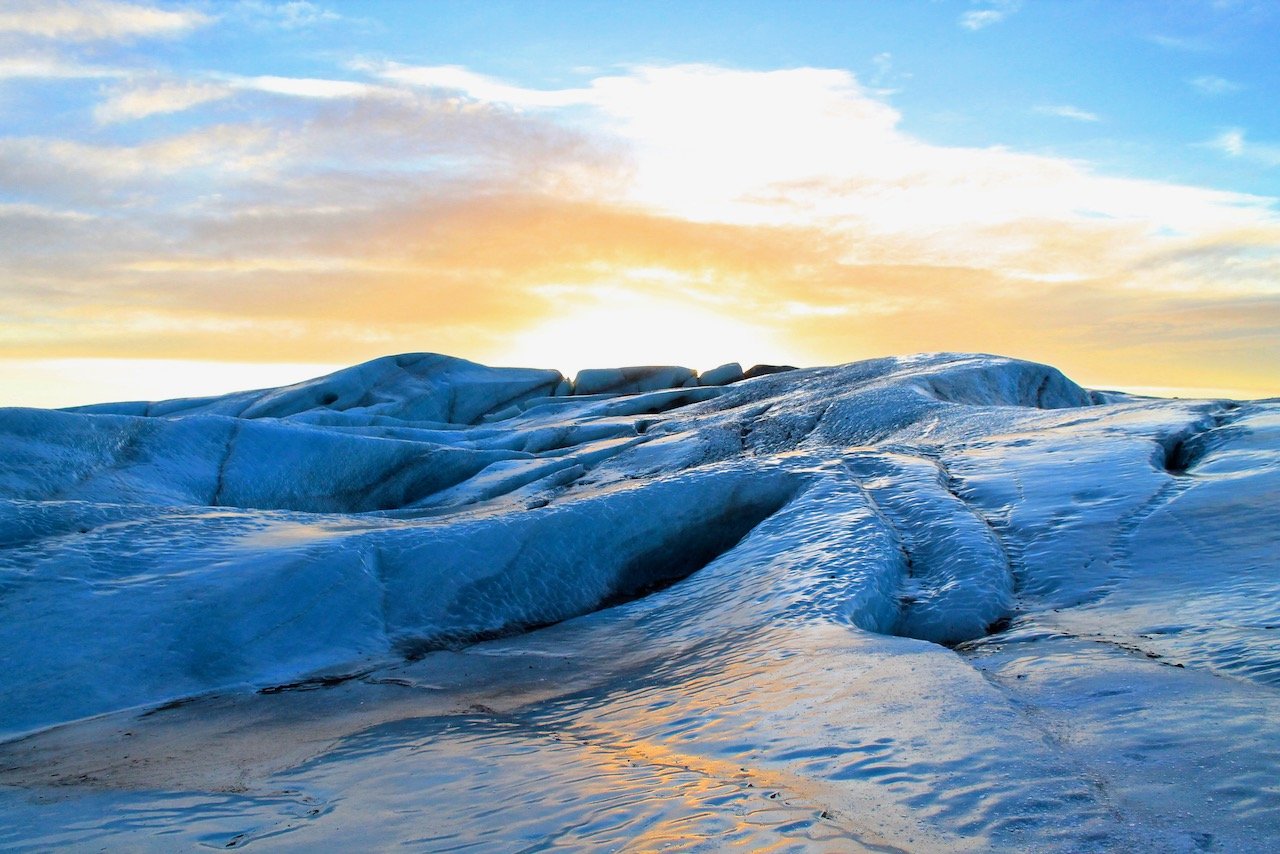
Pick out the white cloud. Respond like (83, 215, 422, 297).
(0, 201, 96, 222)
(237, 75, 374, 99)
(91, 73, 381, 124)
(0, 53, 123, 80)
(234, 1, 345, 29)
(1212, 128, 1247, 156)
(371, 62, 592, 108)
(1147, 34, 1210, 52)
(1190, 75, 1241, 95)
(960, 0, 1021, 31)
(864, 51, 909, 95)
(95, 79, 234, 123)
(2, 60, 1277, 393)
(269, 1, 338, 28)
(0, 125, 283, 197)
(16, 61, 1279, 289)
(871, 52, 893, 80)
(0, 0, 209, 42)
(367, 63, 1278, 288)
(1035, 104, 1101, 122)
(1207, 128, 1280, 166)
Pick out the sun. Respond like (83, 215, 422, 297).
(488, 286, 801, 376)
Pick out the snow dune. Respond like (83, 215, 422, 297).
(1, 352, 1276, 851)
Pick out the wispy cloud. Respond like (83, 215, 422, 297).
(0, 0, 210, 42)
(1211, 128, 1247, 156)
(959, 0, 1021, 31)
(92, 73, 383, 123)
(1147, 33, 1211, 52)
(866, 51, 908, 94)
(1206, 128, 1280, 167)
(237, 75, 374, 99)
(1190, 75, 1241, 95)
(369, 62, 593, 108)
(2, 61, 1278, 397)
(94, 78, 234, 123)
(0, 124, 283, 203)
(0, 53, 124, 80)
(234, 1, 343, 30)
(1034, 104, 1101, 122)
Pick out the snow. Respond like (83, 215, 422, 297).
(0, 351, 1277, 851)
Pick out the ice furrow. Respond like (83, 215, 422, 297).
(840, 450, 1014, 646)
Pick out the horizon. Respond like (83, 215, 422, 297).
(5, 350, 1268, 411)
(2, 0, 1279, 404)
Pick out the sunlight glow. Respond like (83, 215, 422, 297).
(488, 286, 801, 376)
(0, 359, 343, 409)
(2, 21, 1277, 399)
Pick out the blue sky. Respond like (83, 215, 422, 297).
(441, 0, 1277, 191)
(19, 0, 1275, 192)
(0, 0, 1278, 404)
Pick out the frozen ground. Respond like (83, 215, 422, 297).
(0, 352, 1276, 851)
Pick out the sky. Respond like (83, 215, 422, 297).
(1, 0, 1278, 406)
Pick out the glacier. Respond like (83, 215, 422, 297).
(0, 352, 1277, 851)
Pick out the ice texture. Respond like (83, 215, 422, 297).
(1, 351, 1277, 852)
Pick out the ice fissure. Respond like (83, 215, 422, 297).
(1155, 403, 1245, 475)
(209, 418, 242, 507)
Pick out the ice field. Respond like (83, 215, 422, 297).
(0, 352, 1277, 851)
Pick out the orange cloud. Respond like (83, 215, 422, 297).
(1, 63, 1278, 402)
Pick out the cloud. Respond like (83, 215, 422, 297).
(864, 51, 908, 95)
(418, 65, 1270, 257)
(94, 78, 234, 123)
(1147, 34, 1210, 52)
(0, 201, 95, 222)
(369, 62, 593, 108)
(959, 0, 1021, 31)
(2, 62, 1278, 397)
(90, 73, 385, 124)
(1206, 128, 1280, 167)
(1190, 75, 1242, 95)
(0, 124, 284, 204)
(234, 1, 343, 30)
(0, 0, 209, 42)
(0, 53, 124, 80)
(1211, 128, 1247, 156)
(1034, 104, 1101, 122)
(236, 75, 374, 99)
(870, 52, 893, 83)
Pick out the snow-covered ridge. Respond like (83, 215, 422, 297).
(0, 352, 1270, 746)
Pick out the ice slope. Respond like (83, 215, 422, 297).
(1, 351, 1277, 852)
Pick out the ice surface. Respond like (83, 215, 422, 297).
(698, 361, 745, 386)
(1, 351, 1277, 851)
(572, 365, 697, 395)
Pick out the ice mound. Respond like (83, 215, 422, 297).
(0, 350, 1086, 736)
(2, 351, 1278, 852)
(68, 353, 566, 423)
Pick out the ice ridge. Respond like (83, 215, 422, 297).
(0, 350, 1255, 740)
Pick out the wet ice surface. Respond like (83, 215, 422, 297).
(1, 352, 1277, 851)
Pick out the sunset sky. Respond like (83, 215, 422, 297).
(1, 0, 1278, 406)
